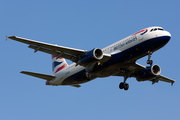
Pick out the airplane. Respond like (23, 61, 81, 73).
(7, 26, 175, 90)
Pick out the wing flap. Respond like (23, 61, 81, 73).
(28, 45, 74, 60)
(21, 71, 55, 80)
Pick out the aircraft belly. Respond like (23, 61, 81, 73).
(57, 65, 97, 85)
(61, 69, 96, 85)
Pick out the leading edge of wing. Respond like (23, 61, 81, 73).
(8, 36, 85, 56)
(158, 75, 175, 86)
(8, 36, 111, 65)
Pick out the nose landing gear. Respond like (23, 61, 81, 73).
(146, 51, 153, 65)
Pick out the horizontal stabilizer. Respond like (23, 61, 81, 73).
(21, 71, 55, 80)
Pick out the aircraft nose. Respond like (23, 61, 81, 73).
(162, 31, 171, 44)
(166, 31, 171, 38)
(166, 31, 171, 41)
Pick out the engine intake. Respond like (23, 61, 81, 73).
(136, 65, 161, 81)
(78, 48, 103, 66)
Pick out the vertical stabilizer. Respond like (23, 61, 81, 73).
(52, 55, 68, 75)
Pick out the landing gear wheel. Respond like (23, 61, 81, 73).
(119, 82, 129, 90)
(147, 60, 153, 65)
(124, 83, 129, 91)
(119, 82, 124, 89)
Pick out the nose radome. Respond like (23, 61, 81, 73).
(163, 31, 171, 44)
(166, 31, 171, 38)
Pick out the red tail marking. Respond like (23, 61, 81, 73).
(46, 80, 50, 85)
(52, 55, 63, 59)
(54, 63, 68, 74)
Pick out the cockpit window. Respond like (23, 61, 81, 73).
(158, 28, 164, 31)
(150, 28, 164, 32)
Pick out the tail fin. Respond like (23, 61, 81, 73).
(52, 55, 68, 75)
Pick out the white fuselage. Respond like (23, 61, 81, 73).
(48, 26, 171, 86)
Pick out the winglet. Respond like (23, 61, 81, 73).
(171, 81, 175, 86)
(6, 36, 9, 41)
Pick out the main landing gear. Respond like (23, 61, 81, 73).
(119, 51, 153, 90)
(119, 71, 131, 91)
(119, 82, 129, 91)
(146, 51, 153, 65)
(119, 51, 154, 91)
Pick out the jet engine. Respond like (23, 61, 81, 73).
(136, 65, 161, 81)
(78, 48, 103, 66)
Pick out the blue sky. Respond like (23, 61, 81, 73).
(1, 0, 180, 120)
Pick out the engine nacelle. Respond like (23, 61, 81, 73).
(136, 65, 161, 81)
(78, 48, 103, 66)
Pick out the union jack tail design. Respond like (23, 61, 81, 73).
(52, 55, 68, 75)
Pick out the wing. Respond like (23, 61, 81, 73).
(157, 75, 175, 85)
(8, 36, 111, 64)
(8, 36, 84, 61)
(113, 63, 175, 85)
